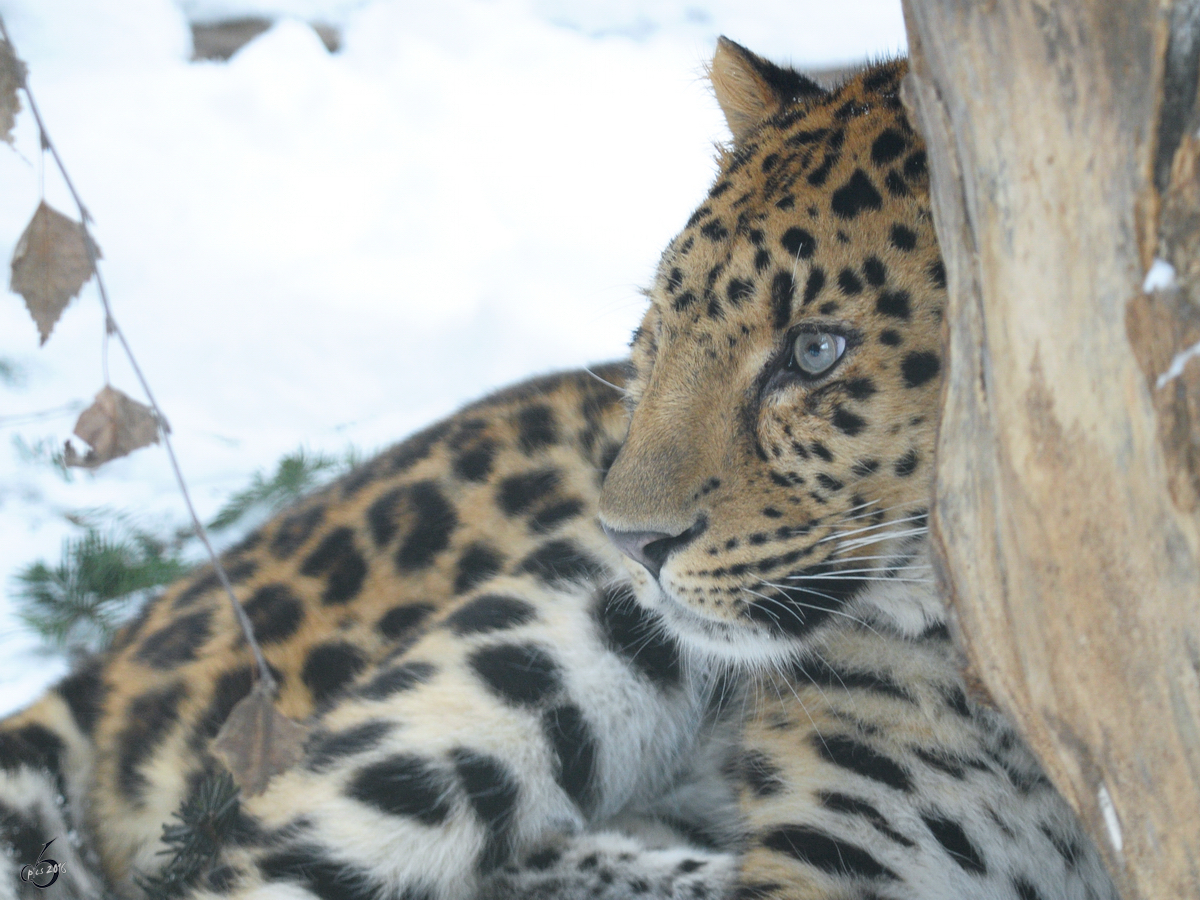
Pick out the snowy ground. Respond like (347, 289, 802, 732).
(0, 0, 906, 715)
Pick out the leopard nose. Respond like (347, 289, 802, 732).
(601, 519, 706, 579)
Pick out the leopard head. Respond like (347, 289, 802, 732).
(599, 39, 946, 665)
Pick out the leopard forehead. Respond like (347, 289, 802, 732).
(641, 60, 940, 371)
(600, 58, 947, 655)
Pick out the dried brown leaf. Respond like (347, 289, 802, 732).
(0, 35, 24, 146)
(212, 681, 308, 796)
(10, 201, 100, 345)
(65, 385, 159, 468)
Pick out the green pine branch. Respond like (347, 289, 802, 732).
(12, 445, 360, 659)
(207, 447, 352, 531)
(14, 526, 190, 656)
(0, 356, 23, 386)
(12, 434, 73, 481)
(135, 771, 243, 900)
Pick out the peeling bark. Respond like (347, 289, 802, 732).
(901, 2, 1200, 897)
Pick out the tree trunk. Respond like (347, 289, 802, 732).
(899, 2, 1200, 897)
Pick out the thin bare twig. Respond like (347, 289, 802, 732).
(0, 402, 85, 427)
(0, 16, 276, 694)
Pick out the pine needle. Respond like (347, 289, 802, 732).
(135, 772, 244, 900)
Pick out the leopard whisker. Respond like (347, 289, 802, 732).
(782, 564, 932, 577)
(835, 501, 918, 524)
(748, 584, 880, 632)
(760, 664, 834, 755)
(756, 581, 885, 638)
(777, 662, 839, 747)
(789, 648, 862, 714)
(740, 586, 805, 627)
(816, 513, 930, 545)
(783, 568, 933, 582)
(835, 498, 882, 519)
(831, 526, 929, 553)
(786, 575, 934, 584)
(583, 364, 630, 397)
(819, 553, 921, 563)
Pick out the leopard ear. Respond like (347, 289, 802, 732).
(709, 37, 825, 142)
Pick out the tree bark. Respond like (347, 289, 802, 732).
(900, 2, 1200, 897)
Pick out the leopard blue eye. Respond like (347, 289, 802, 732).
(792, 331, 846, 376)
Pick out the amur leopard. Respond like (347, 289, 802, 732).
(1, 38, 1118, 900)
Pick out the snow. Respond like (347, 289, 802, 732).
(1157, 339, 1200, 390)
(1142, 259, 1199, 389)
(1097, 783, 1123, 853)
(0, 0, 907, 715)
(1142, 257, 1177, 293)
